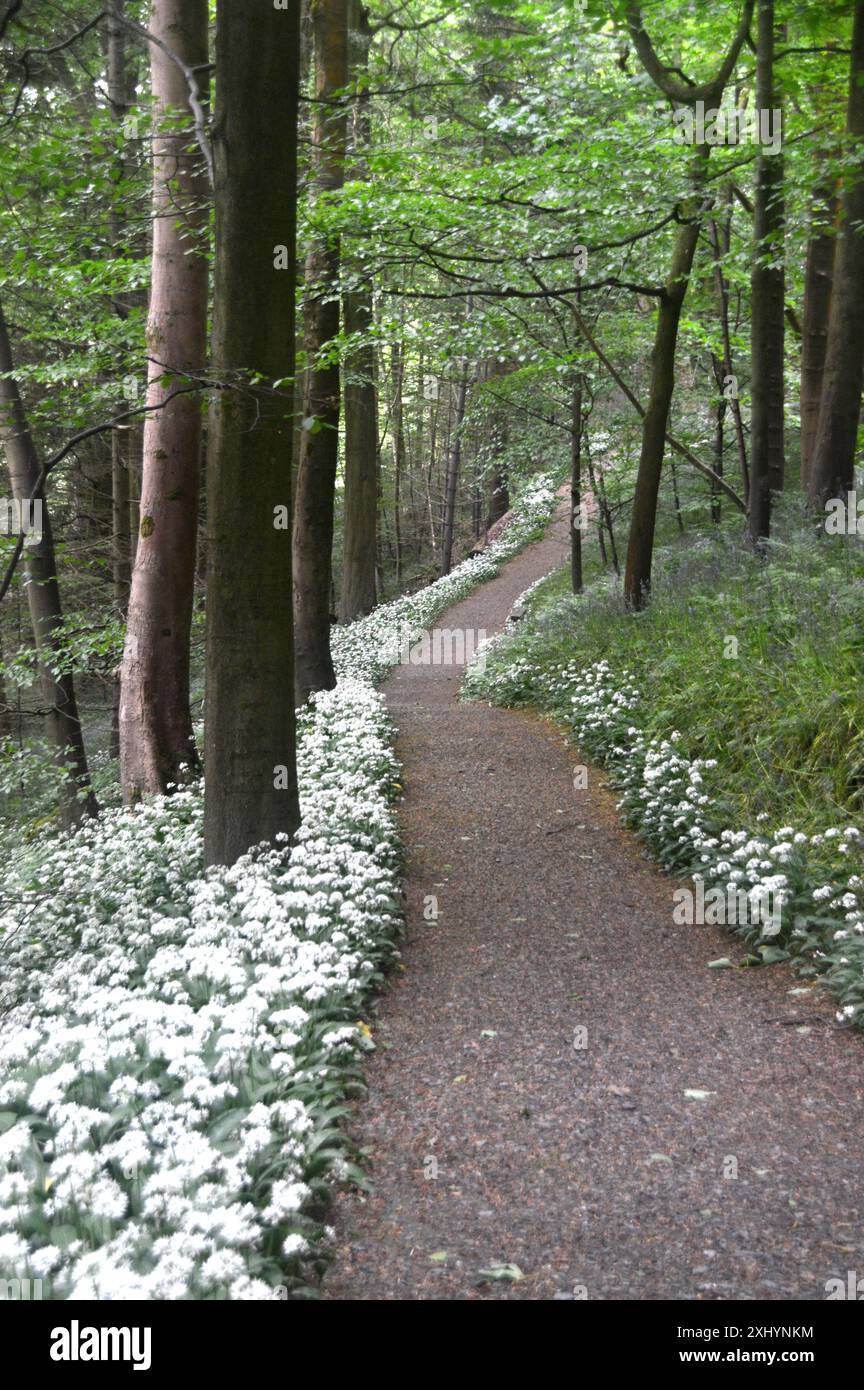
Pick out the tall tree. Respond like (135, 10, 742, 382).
(106, 0, 134, 622)
(570, 366, 584, 593)
(340, 285, 379, 620)
(0, 630, 11, 740)
(709, 193, 750, 502)
(118, 0, 209, 800)
(203, 0, 302, 866)
(339, 0, 378, 623)
(106, 0, 136, 758)
(292, 0, 349, 703)
(748, 0, 786, 544)
(622, 0, 754, 609)
(808, 2, 864, 510)
(483, 359, 511, 530)
(440, 367, 468, 576)
(0, 297, 97, 827)
(391, 338, 405, 583)
(799, 166, 838, 491)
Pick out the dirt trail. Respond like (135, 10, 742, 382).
(324, 506, 864, 1301)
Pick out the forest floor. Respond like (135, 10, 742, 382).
(323, 504, 864, 1301)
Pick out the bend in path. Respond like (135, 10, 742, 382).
(325, 505, 864, 1301)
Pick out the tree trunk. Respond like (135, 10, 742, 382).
(709, 196, 749, 500)
(808, 2, 864, 509)
(440, 369, 468, 575)
(107, 0, 134, 759)
(0, 630, 11, 741)
(799, 169, 838, 490)
(340, 286, 378, 620)
(587, 446, 618, 573)
(624, 181, 704, 608)
(710, 351, 726, 524)
(670, 454, 685, 533)
(339, 3, 377, 623)
(570, 370, 583, 593)
(623, 1, 754, 604)
(129, 423, 141, 561)
(107, 2, 133, 618)
(425, 375, 440, 560)
(392, 339, 405, 583)
(749, 0, 786, 544)
(487, 467, 509, 530)
(292, 0, 348, 704)
(119, 0, 208, 800)
(111, 433, 132, 618)
(203, 0, 302, 867)
(0, 297, 97, 826)
(484, 360, 510, 530)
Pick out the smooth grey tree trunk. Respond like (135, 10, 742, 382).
(339, 1, 378, 623)
(808, 2, 864, 509)
(203, 0, 302, 865)
(119, 0, 209, 799)
(292, 0, 348, 704)
(749, 0, 786, 544)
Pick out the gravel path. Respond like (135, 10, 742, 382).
(324, 504, 864, 1301)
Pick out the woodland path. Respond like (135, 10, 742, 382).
(324, 505, 864, 1301)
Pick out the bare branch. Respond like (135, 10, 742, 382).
(115, 11, 213, 186)
(623, 0, 755, 106)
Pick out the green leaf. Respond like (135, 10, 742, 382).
(479, 1262, 524, 1282)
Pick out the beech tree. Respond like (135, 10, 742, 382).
(118, 0, 209, 800)
(340, 1, 378, 624)
(622, 0, 755, 609)
(570, 366, 584, 593)
(748, 0, 786, 544)
(799, 156, 838, 492)
(293, 0, 349, 703)
(440, 366, 468, 576)
(203, 0, 302, 865)
(106, 0, 137, 757)
(808, 0, 864, 509)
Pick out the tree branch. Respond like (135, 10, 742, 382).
(115, 11, 213, 186)
(623, 0, 755, 106)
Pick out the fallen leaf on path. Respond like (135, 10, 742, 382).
(479, 1263, 524, 1282)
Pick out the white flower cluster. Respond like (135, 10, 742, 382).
(0, 473, 557, 1300)
(471, 645, 864, 1028)
(565, 664, 864, 1016)
(331, 475, 557, 686)
(0, 680, 399, 1299)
